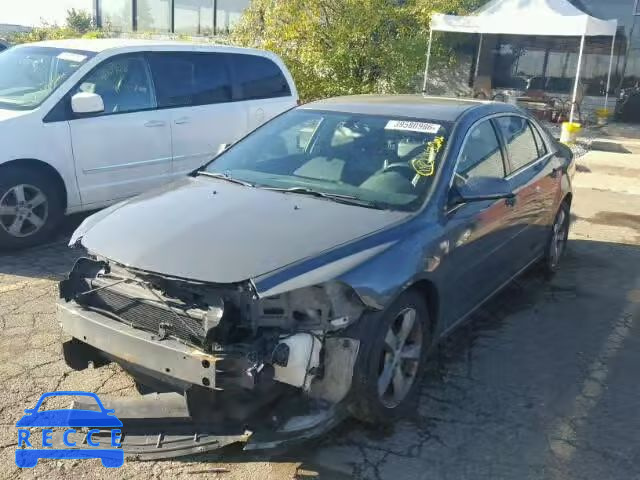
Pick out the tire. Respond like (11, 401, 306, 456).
(541, 201, 570, 278)
(0, 166, 63, 249)
(348, 290, 431, 423)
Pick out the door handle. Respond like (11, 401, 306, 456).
(144, 120, 166, 128)
(174, 117, 190, 125)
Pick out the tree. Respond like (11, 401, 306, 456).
(9, 9, 107, 44)
(232, 0, 488, 102)
(65, 8, 95, 34)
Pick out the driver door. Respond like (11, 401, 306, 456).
(68, 54, 172, 207)
(438, 119, 515, 328)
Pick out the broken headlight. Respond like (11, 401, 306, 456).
(257, 282, 365, 330)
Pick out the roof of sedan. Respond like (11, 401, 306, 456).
(302, 95, 517, 122)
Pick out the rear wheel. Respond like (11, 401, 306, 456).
(542, 201, 570, 277)
(349, 290, 431, 423)
(0, 167, 63, 249)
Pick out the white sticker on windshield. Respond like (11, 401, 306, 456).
(385, 120, 441, 134)
(57, 52, 87, 63)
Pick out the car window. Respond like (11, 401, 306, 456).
(0, 46, 93, 110)
(75, 55, 154, 115)
(456, 120, 505, 183)
(203, 110, 451, 211)
(530, 121, 548, 157)
(147, 52, 232, 108)
(230, 54, 291, 101)
(495, 116, 540, 172)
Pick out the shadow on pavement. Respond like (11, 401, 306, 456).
(171, 239, 640, 480)
(0, 212, 92, 280)
(1, 226, 639, 478)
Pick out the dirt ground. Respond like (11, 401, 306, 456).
(1, 140, 639, 479)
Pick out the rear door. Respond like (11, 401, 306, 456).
(494, 115, 556, 267)
(228, 53, 297, 132)
(146, 51, 247, 178)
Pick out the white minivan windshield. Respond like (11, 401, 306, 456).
(0, 46, 94, 110)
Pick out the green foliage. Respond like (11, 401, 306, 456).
(8, 8, 105, 44)
(65, 8, 95, 34)
(232, 0, 487, 102)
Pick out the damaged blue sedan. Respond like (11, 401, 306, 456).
(58, 95, 574, 457)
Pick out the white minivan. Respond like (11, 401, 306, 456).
(0, 39, 298, 248)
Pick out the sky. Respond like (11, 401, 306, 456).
(0, 0, 93, 27)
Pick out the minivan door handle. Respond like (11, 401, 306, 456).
(144, 120, 166, 128)
(174, 117, 190, 125)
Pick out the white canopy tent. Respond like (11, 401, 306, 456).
(423, 0, 618, 123)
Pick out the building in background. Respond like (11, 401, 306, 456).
(474, 0, 640, 97)
(94, 0, 250, 35)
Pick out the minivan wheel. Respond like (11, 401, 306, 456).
(542, 201, 570, 277)
(349, 290, 431, 423)
(0, 167, 63, 249)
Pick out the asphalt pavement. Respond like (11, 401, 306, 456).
(0, 140, 639, 479)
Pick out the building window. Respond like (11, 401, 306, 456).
(175, 0, 215, 36)
(136, 0, 172, 32)
(490, 34, 626, 96)
(97, 0, 251, 35)
(100, 0, 133, 32)
(216, 0, 250, 33)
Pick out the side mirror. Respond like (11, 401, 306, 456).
(217, 143, 231, 155)
(71, 92, 104, 114)
(451, 176, 515, 205)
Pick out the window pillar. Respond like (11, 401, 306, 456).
(132, 0, 138, 31)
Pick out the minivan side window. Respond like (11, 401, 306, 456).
(456, 120, 505, 183)
(231, 54, 291, 101)
(147, 52, 232, 108)
(74, 55, 154, 115)
(495, 116, 541, 172)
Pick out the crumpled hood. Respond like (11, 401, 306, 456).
(74, 176, 409, 284)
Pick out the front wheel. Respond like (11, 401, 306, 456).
(542, 201, 570, 277)
(349, 290, 431, 423)
(0, 167, 63, 249)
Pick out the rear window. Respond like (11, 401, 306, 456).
(147, 52, 232, 108)
(230, 54, 291, 101)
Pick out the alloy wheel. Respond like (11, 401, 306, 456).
(549, 208, 568, 268)
(0, 184, 49, 238)
(377, 307, 423, 408)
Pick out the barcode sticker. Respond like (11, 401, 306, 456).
(57, 52, 87, 63)
(385, 120, 441, 134)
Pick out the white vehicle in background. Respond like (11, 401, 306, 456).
(0, 39, 298, 248)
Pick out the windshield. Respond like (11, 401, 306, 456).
(0, 46, 94, 110)
(203, 109, 451, 211)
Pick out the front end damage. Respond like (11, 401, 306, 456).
(58, 257, 367, 458)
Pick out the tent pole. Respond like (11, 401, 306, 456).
(422, 28, 434, 94)
(570, 34, 586, 124)
(604, 30, 617, 110)
(474, 33, 484, 82)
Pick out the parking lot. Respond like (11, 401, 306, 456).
(0, 143, 639, 479)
